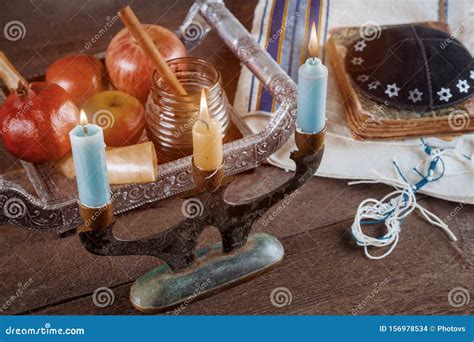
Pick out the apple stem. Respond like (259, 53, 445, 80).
(16, 81, 30, 96)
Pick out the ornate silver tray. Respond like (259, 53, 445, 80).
(0, 0, 297, 231)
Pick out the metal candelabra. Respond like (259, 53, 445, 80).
(77, 129, 325, 313)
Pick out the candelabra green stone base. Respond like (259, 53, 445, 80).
(130, 233, 283, 313)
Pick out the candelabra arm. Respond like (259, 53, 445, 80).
(215, 128, 325, 252)
(216, 146, 324, 252)
(79, 215, 208, 271)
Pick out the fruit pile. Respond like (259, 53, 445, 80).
(0, 22, 186, 164)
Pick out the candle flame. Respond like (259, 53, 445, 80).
(80, 110, 88, 126)
(199, 88, 209, 123)
(308, 22, 319, 58)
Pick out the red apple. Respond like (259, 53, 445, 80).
(105, 24, 187, 103)
(82, 90, 145, 147)
(45, 54, 106, 106)
(0, 82, 80, 163)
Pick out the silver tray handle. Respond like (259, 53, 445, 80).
(0, 180, 80, 230)
(199, 0, 298, 165)
(177, 2, 212, 51)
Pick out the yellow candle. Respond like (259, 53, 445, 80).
(192, 88, 223, 171)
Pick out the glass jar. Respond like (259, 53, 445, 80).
(147, 57, 231, 163)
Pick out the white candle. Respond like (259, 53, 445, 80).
(192, 89, 223, 171)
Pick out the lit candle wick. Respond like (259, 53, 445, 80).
(308, 21, 319, 59)
(80, 110, 89, 135)
(199, 88, 210, 130)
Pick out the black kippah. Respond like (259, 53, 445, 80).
(345, 24, 474, 112)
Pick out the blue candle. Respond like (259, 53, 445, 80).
(69, 114, 110, 208)
(297, 22, 328, 133)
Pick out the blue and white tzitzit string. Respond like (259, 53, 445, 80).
(350, 139, 473, 260)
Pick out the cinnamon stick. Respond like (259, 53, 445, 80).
(118, 6, 187, 96)
(0, 52, 27, 92)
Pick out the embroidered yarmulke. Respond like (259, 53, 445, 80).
(345, 24, 474, 112)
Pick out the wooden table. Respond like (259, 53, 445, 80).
(0, 0, 472, 315)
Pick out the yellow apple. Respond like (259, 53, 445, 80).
(82, 90, 145, 147)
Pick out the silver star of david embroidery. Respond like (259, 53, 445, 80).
(351, 57, 364, 65)
(456, 79, 470, 93)
(408, 88, 423, 103)
(357, 74, 369, 82)
(368, 81, 380, 90)
(354, 40, 367, 52)
(385, 83, 400, 98)
(470, 70, 474, 80)
(437, 87, 452, 102)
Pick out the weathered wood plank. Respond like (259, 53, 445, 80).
(31, 199, 474, 315)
